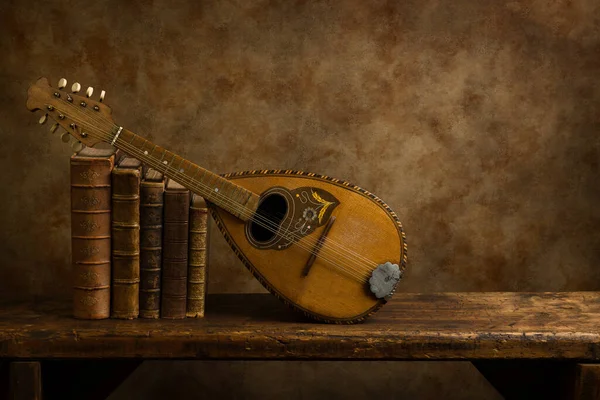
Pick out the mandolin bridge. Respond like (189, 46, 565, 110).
(245, 186, 339, 250)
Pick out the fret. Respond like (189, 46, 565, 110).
(214, 177, 226, 192)
(190, 167, 208, 196)
(204, 175, 218, 201)
(165, 152, 175, 165)
(191, 165, 201, 181)
(242, 191, 253, 207)
(186, 160, 194, 174)
(138, 136, 149, 150)
(232, 185, 245, 205)
(177, 159, 184, 172)
(139, 139, 147, 154)
(153, 147, 165, 163)
(240, 187, 250, 204)
(117, 129, 131, 144)
(228, 184, 239, 203)
(204, 173, 217, 191)
(225, 181, 237, 200)
(233, 185, 245, 204)
(179, 159, 188, 174)
(130, 135, 141, 148)
(174, 157, 184, 172)
(220, 180, 232, 199)
(114, 128, 259, 221)
(199, 168, 211, 186)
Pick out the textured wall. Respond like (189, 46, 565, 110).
(1, 0, 599, 398)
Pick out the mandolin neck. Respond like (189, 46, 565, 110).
(111, 127, 259, 221)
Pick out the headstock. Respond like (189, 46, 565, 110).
(26, 77, 116, 151)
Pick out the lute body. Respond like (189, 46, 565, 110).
(211, 170, 407, 323)
(26, 77, 407, 323)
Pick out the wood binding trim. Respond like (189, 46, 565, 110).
(208, 169, 408, 324)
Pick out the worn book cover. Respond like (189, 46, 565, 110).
(111, 156, 142, 319)
(71, 147, 116, 319)
(139, 168, 165, 318)
(187, 194, 209, 318)
(161, 178, 190, 319)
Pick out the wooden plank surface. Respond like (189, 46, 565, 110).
(1, 292, 600, 360)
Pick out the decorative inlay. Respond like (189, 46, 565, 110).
(146, 233, 159, 246)
(81, 246, 100, 257)
(246, 186, 338, 251)
(80, 220, 100, 233)
(148, 276, 159, 287)
(81, 196, 100, 206)
(80, 169, 100, 182)
(80, 269, 100, 282)
(144, 193, 160, 203)
(147, 255, 158, 268)
(212, 169, 408, 324)
(311, 190, 335, 223)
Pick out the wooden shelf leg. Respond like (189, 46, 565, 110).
(9, 362, 41, 400)
(573, 364, 600, 400)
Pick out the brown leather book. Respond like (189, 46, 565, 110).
(161, 179, 190, 319)
(71, 147, 116, 319)
(111, 157, 142, 319)
(139, 168, 165, 319)
(187, 194, 209, 318)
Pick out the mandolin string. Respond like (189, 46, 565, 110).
(57, 96, 383, 273)
(54, 101, 379, 283)
(55, 101, 383, 281)
(55, 101, 378, 281)
(58, 96, 379, 270)
(70, 135, 372, 284)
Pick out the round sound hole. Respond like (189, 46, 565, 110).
(248, 192, 289, 243)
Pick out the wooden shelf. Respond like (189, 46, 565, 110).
(1, 292, 599, 360)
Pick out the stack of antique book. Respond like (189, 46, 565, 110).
(70, 147, 209, 320)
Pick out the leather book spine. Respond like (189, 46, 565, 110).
(71, 153, 114, 319)
(111, 162, 142, 319)
(161, 183, 190, 319)
(139, 177, 164, 318)
(187, 195, 209, 318)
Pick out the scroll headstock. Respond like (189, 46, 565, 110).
(26, 77, 116, 150)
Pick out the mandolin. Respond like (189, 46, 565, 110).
(26, 77, 407, 323)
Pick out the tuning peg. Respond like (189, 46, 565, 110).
(61, 132, 71, 143)
(71, 82, 81, 93)
(58, 78, 67, 89)
(71, 141, 85, 152)
(86, 87, 94, 97)
(38, 114, 48, 125)
(99, 90, 106, 102)
(50, 123, 59, 134)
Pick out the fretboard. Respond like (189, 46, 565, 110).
(111, 127, 259, 221)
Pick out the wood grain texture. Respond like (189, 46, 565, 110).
(209, 170, 407, 323)
(1, 292, 600, 360)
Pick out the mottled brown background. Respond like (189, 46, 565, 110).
(1, 0, 599, 398)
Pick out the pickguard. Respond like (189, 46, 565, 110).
(245, 186, 339, 250)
